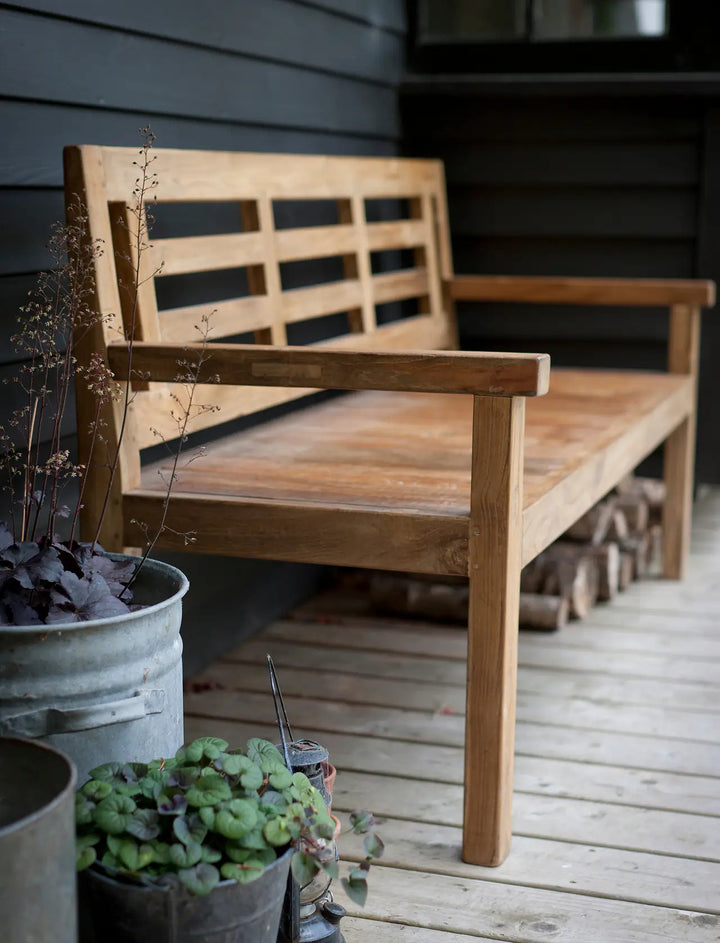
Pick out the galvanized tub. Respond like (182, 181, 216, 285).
(79, 847, 293, 943)
(0, 555, 188, 781)
(0, 737, 77, 943)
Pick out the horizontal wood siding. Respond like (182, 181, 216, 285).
(0, 12, 397, 138)
(0, 0, 405, 666)
(402, 89, 720, 482)
(0, 0, 405, 355)
(3, 0, 403, 84)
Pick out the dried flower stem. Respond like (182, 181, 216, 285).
(89, 128, 158, 553)
(21, 400, 38, 541)
(124, 314, 217, 593)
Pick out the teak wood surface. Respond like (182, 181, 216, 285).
(65, 144, 714, 867)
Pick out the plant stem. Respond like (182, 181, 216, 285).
(20, 400, 38, 542)
(123, 331, 211, 594)
(69, 395, 103, 546)
(90, 138, 155, 553)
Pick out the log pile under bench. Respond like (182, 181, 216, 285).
(369, 475, 665, 631)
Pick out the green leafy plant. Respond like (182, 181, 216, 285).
(75, 737, 382, 903)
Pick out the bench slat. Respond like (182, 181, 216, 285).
(317, 314, 454, 352)
(275, 223, 429, 275)
(148, 231, 266, 277)
(274, 224, 357, 262)
(373, 268, 430, 305)
(366, 219, 426, 252)
(280, 278, 364, 323)
(159, 295, 273, 342)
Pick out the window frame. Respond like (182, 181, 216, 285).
(407, 0, 720, 74)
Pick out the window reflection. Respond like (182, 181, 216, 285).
(420, 0, 526, 40)
(419, 0, 668, 41)
(536, 0, 667, 39)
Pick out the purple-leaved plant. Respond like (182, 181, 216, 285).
(0, 128, 212, 625)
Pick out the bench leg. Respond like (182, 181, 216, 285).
(662, 415, 695, 579)
(663, 303, 700, 580)
(463, 396, 525, 866)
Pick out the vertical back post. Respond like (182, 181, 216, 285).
(255, 195, 286, 345)
(337, 196, 375, 334)
(64, 145, 142, 551)
(432, 164, 460, 349)
(463, 394, 525, 866)
(240, 197, 286, 345)
(240, 200, 272, 345)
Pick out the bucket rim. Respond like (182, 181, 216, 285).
(0, 554, 189, 634)
(0, 736, 77, 835)
(83, 844, 294, 896)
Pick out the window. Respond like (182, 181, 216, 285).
(410, 0, 718, 74)
(419, 0, 668, 43)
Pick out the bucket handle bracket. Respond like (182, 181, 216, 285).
(0, 690, 165, 738)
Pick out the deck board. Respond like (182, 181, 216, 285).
(184, 488, 720, 942)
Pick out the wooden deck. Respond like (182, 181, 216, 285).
(184, 487, 720, 942)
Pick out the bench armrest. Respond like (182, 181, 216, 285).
(107, 342, 550, 397)
(451, 275, 716, 308)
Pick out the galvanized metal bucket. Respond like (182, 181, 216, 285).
(79, 847, 293, 943)
(0, 737, 78, 943)
(0, 555, 188, 782)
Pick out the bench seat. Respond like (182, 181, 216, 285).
(134, 368, 693, 575)
(131, 368, 692, 573)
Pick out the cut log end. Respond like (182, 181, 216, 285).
(519, 593, 569, 631)
(367, 474, 663, 631)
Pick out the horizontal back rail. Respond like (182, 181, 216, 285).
(98, 149, 449, 203)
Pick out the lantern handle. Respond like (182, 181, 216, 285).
(266, 653, 295, 770)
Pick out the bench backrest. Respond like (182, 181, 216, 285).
(65, 146, 456, 456)
(64, 146, 459, 545)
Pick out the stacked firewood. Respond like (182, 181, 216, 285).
(369, 475, 665, 631)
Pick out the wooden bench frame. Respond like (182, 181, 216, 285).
(65, 145, 715, 867)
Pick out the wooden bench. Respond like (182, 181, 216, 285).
(64, 145, 715, 867)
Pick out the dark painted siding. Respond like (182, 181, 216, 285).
(402, 88, 720, 483)
(0, 0, 406, 673)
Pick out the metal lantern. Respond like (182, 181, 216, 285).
(268, 657, 346, 943)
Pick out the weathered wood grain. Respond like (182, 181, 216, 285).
(333, 865, 720, 943)
(228, 633, 719, 686)
(219, 644, 720, 713)
(334, 807, 720, 912)
(185, 690, 720, 815)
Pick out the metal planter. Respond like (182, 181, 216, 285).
(0, 737, 77, 943)
(79, 848, 293, 943)
(0, 555, 189, 781)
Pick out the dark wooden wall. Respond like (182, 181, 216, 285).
(402, 81, 720, 485)
(0, 0, 406, 674)
(3, 3, 719, 666)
